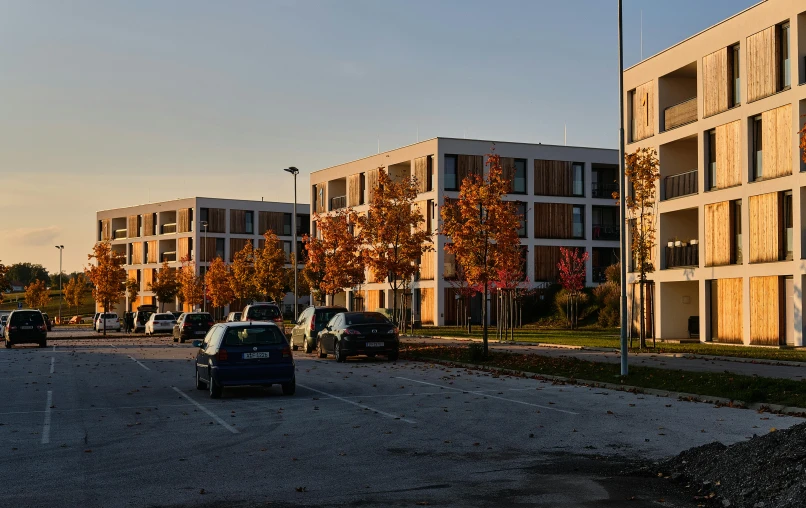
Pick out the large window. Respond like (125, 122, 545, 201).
(572, 163, 584, 196)
(444, 155, 458, 191)
(752, 115, 763, 180)
(200, 208, 209, 225)
(515, 202, 527, 238)
(707, 129, 717, 190)
(283, 213, 292, 236)
(732, 200, 742, 265)
(782, 191, 793, 261)
(215, 238, 225, 260)
(779, 22, 791, 90)
(513, 159, 527, 194)
(572, 205, 584, 239)
(245, 211, 254, 234)
(729, 43, 740, 107)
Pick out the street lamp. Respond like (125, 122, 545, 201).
(54, 245, 64, 325)
(201, 221, 208, 312)
(618, 0, 628, 376)
(283, 166, 300, 322)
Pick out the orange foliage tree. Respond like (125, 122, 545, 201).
(85, 241, 126, 335)
(303, 208, 364, 304)
(124, 277, 139, 310)
(230, 242, 259, 304)
(361, 170, 433, 324)
(440, 151, 521, 356)
(0, 261, 10, 303)
(24, 279, 51, 309)
(177, 256, 204, 311)
(149, 261, 180, 311)
(253, 231, 287, 303)
(64, 275, 88, 315)
(204, 257, 233, 318)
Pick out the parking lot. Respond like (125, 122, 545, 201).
(1, 337, 801, 508)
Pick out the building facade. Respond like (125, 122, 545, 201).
(96, 197, 309, 314)
(311, 138, 618, 326)
(623, 0, 806, 345)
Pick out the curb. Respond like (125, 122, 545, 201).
(37, 334, 173, 341)
(404, 356, 806, 418)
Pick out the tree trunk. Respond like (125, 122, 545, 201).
(639, 278, 646, 349)
(482, 285, 488, 356)
(102, 302, 107, 336)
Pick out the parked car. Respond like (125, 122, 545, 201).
(95, 313, 121, 333)
(92, 312, 101, 331)
(226, 312, 242, 322)
(289, 306, 347, 354)
(4, 310, 47, 348)
(240, 303, 283, 326)
(317, 311, 399, 362)
(41, 313, 53, 331)
(174, 312, 214, 343)
(170, 311, 183, 320)
(0, 314, 8, 337)
(145, 313, 176, 335)
(133, 311, 153, 333)
(192, 321, 295, 398)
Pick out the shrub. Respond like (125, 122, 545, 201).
(468, 342, 485, 361)
(554, 289, 592, 324)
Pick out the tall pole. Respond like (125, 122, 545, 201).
(202, 222, 208, 313)
(55, 245, 64, 324)
(618, 0, 629, 376)
(292, 172, 298, 322)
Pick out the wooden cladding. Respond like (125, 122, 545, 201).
(749, 192, 780, 263)
(418, 251, 435, 280)
(142, 213, 155, 237)
(146, 241, 157, 264)
(200, 237, 217, 262)
(101, 219, 111, 241)
(457, 155, 483, 186)
(361, 290, 380, 312)
(230, 238, 251, 261)
(230, 210, 249, 234)
(704, 201, 731, 266)
(750, 276, 780, 345)
(127, 216, 138, 239)
(664, 97, 697, 130)
(703, 47, 729, 117)
(420, 288, 434, 325)
(178, 209, 191, 233)
(746, 26, 778, 102)
(712, 278, 743, 344)
(534, 246, 580, 282)
(206, 208, 226, 233)
(534, 203, 572, 239)
(534, 160, 573, 196)
(500, 157, 516, 192)
(715, 120, 742, 188)
(761, 104, 792, 179)
(414, 156, 432, 193)
(178, 237, 190, 262)
(347, 174, 363, 207)
(631, 81, 655, 142)
(131, 242, 144, 265)
(314, 183, 326, 213)
(142, 268, 154, 291)
(258, 211, 284, 235)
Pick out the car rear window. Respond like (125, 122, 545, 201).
(102, 313, 117, 319)
(344, 313, 390, 326)
(154, 314, 174, 320)
(246, 306, 280, 320)
(316, 309, 346, 324)
(11, 312, 44, 326)
(186, 313, 212, 323)
(222, 326, 284, 346)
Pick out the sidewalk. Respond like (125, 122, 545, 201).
(402, 336, 806, 381)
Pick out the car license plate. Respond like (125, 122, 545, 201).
(21, 326, 33, 330)
(366, 342, 384, 347)
(243, 352, 270, 359)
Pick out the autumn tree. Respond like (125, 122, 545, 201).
(85, 241, 126, 335)
(440, 151, 521, 356)
(0, 261, 10, 303)
(303, 208, 364, 304)
(205, 257, 233, 319)
(64, 275, 88, 316)
(24, 280, 51, 309)
(125, 277, 139, 310)
(230, 242, 259, 305)
(557, 247, 589, 329)
(625, 147, 659, 349)
(361, 170, 432, 325)
(149, 261, 180, 311)
(177, 257, 204, 311)
(253, 231, 287, 303)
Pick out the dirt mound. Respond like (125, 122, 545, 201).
(658, 421, 806, 507)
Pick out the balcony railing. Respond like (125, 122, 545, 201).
(592, 224, 620, 241)
(161, 251, 177, 263)
(161, 223, 177, 234)
(664, 96, 697, 131)
(664, 170, 698, 200)
(113, 229, 127, 240)
(591, 181, 618, 199)
(665, 241, 699, 269)
(330, 195, 346, 210)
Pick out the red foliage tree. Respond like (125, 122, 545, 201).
(557, 247, 589, 329)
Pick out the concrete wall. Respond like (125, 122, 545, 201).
(659, 281, 699, 339)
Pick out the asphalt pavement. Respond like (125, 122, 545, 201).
(1, 336, 801, 507)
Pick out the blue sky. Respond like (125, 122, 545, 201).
(0, 0, 757, 272)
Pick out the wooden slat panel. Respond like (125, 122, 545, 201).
(714, 278, 743, 344)
(127, 215, 138, 238)
(534, 160, 573, 196)
(749, 192, 779, 263)
(747, 26, 777, 102)
(715, 120, 741, 188)
(534, 245, 580, 282)
(207, 209, 226, 233)
(366, 169, 379, 203)
(230, 238, 251, 262)
(457, 155, 483, 187)
(314, 183, 326, 213)
(750, 276, 780, 345)
(142, 213, 155, 237)
(418, 251, 435, 281)
(420, 288, 434, 325)
(760, 104, 792, 179)
(230, 210, 246, 234)
(534, 203, 573, 239)
(500, 157, 515, 193)
(199, 237, 218, 262)
(703, 48, 728, 117)
(258, 211, 284, 235)
(347, 174, 362, 207)
(131, 242, 144, 265)
(177, 237, 190, 262)
(414, 157, 429, 193)
(146, 241, 157, 264)
(704, 201, 731, 267)
(443, 288, 458, 325)
(362, 290, 380, 312)
(178, 209, 190, 233)
(664, 97, 698, 130)
(142, 268, 154, 290)
(101, 219, 111, 241)
(632, 80, 655, 141)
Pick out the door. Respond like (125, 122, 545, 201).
(784, 277, 794, 346)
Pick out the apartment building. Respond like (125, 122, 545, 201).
(96, 197, 309, 314)
(623, 0, 806, 345)
(311, 138, 618, 326)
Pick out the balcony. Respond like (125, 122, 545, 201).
(663, 97, 697, 131)
(665, 241, 698, 269)
(591, 182, 618, 199)
(664, 170, 698, 200)
(161, 251, 177, 263)
(113, 229, 127, 240)
(592, 224, 620, 241)
(161, 223, 177, 235)
(330, 195, 346, 210)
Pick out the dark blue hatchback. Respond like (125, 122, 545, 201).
(193, 322, 295, 399)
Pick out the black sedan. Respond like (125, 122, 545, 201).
(317, 312, 399, 362)
(4, 310, 47, 348)
(174, 312, 213, 343)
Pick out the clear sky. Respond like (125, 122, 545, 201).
(0, 0, 757, 274)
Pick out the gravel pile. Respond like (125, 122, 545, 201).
(657, 421, 806, 508)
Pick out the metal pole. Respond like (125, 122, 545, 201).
(618, 0, 629, 376)
(292, 172, 298, 322)
(55, 245, 64, 324)
(202, 222, 208, 313)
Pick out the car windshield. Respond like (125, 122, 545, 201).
(222, 326, 284, 346)
(102, 313, 117, 319)
(316, 309, 346, 324)
(247, 306, 279, 320)
(343, 313, 390, 326)
(154, 314, 173, 320)
(186, 314, 211, 323)
(11, 312, 44, 326)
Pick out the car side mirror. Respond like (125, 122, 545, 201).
(192, 340, 203, 348)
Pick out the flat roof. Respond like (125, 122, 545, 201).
(97, 196, 309, 214)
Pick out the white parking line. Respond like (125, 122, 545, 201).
(128, 356, 150, 371)
(171, 387, 239, 434)
(41, 391, 53, 444)
(297, 383, 416, 424)
(396, 377, 580, 415)
(50, 357, 55, 374)
(52, 345, 56, 353)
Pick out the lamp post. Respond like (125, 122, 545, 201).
(54, 245, 64, 325)
(201, 221, 208, 313)
(283, 166, 300, 322)
(618, 0, 628, 376)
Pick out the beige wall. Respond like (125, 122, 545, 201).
(659, 281, 700, 339)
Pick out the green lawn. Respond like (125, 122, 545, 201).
(0, 290, 96, 319)
(402, 344, 806, 408)
(410, 326, 806, 363)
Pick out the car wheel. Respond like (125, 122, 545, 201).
(209, 374, 222, 399)
(318, 341, 327, 359)
(4, 340, 11, 349)
(366, 353, 376, 358)
(179, 337, 185, 344)
(173, 337, 178, 343)
(290, 337, 298, 351)
(304, 337, 312, 354)
(195, 368, 205, 390)
(39, 340, 47, 348)
(388, 350, 399, 362)
(335, 340, 346, 363)
(282, 377, 296, 396)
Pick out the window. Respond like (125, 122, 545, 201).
(752, 115, 763, 180)
(283, 213, 292, 236)
(426, 199, 434, 234)
(518, 245, 528, 281)
(200, 208, 209, 225)
(298, 215, 310, 235)
(515, 202, 527, 238)
(782, 191, 793, 261)
(707, 129, 717, 190)
(732, 200, 742, 265)
(444, 155, 458, 191)
(426, 156, 434, 192)
(513, 159, 527, 194)
(572, 163, 584, 196)
(245, 211, 253, 234)
(779, 22, 791, 90)
(379, 291, 385, 308)
(215, 238, 225, 259)
(572, 205, 584, 239)
(282, 241, 292, 261)
(729, 44, 740, 106)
